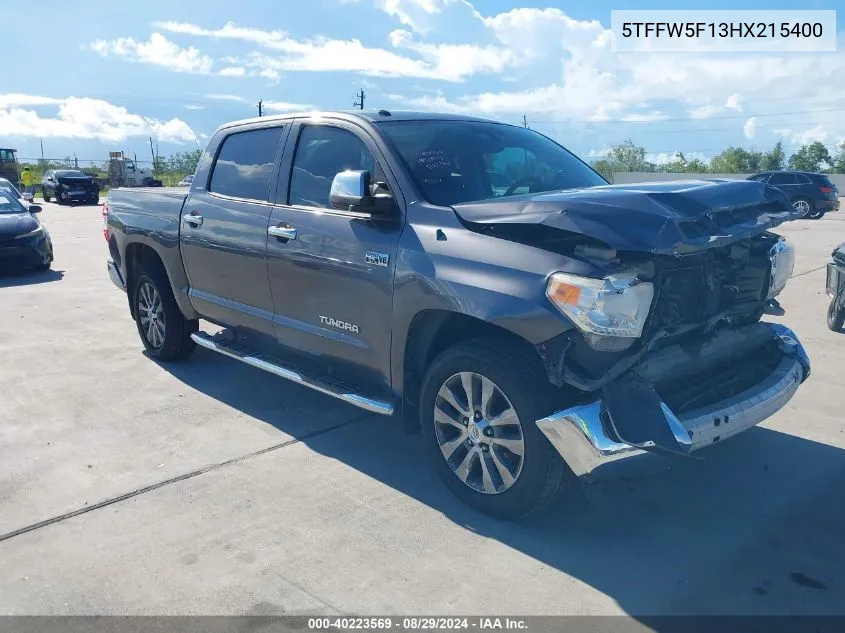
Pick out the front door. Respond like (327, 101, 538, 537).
(266, 121, 404, 390)
(180, 123, 289, 336)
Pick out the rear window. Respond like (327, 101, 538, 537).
(209, 127, 285, 201)
(818, 175, 835, 187)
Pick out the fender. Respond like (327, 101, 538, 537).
(389, 201, 598, 393)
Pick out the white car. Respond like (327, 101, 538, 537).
(177, 174, 194, 187)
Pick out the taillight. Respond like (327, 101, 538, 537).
(102, 200, 109, 241)
(820, 186, 833, 194)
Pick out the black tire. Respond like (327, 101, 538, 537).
(810, 211, 825, 220)
(419, 340, 573, 519)
(34, 260, 51, 271)
(42, 189, 50, 203)
(828, 296, 845, 332)
(132, 267, 198, 361)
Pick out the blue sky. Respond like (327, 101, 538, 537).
(2, 0, 843, 166)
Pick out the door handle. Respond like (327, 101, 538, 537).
(268, 225, 297, 240)
(183, 213, 203, 227)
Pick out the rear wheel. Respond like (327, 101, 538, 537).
(828, 296, 845, 332)
(132, 267, 198, 361)
(793, 197, 813, 218)
(420, 340, 572, 519)
(42, 189, 50, 203)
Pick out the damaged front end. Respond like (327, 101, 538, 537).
(454, 179, 810, 476)
(536, 323, 809, 477)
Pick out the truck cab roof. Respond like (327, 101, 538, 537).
(215, 110, 509, 133)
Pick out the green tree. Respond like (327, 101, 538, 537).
(660, 152, 709, 173)
(590, 140, 655, 179)
(829, 141, 845, 173)
(787, 141, 832, 172)
(760, 141, 785, 171)
(708, 147, 763, 173)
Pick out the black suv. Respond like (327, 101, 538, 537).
(42, 169, 100, 205)
(748, 170, 840, 219)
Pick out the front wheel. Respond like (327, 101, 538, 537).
(419, 341, 572, 519)
(828, 296, 845, 332)
(42, 190, 50, 202)
(132, 268, 198, 361)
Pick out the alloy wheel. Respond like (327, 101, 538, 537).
(433, 371, 525, 495)
(793, 199, 810, 217)
(138, 281, 166, 348)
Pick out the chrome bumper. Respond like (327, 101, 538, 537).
(536, 324, 810, 477)
(107, 260, 126, 292)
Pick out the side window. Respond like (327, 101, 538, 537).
(209, 127, 285, 201)
(769, 173, 797, 186)
(289, 126, 376, 208)
(749, 174, 768, 182)
(796, 174, 813, 184)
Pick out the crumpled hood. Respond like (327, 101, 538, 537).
(0, 212, 38, 238)
(452, 179, 797, 255)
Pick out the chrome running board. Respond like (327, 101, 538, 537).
(190, 331, 394, 416)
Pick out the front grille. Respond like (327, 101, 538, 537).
(649, 240, 771, 331)
(828, 263, 843, 295)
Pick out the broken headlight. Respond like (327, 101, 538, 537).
(768, 239, 795, 300)
(546, 271, 654, 340)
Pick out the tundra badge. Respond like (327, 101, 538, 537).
(365, 251, 389, 267)
(320, 316, 360, 334)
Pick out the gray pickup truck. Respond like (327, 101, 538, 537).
(105, 110, 810, 518)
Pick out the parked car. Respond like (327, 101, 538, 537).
(105, 110, 810, 519)
(42, 169, 100, 205)
(826, 243, 845, 332)
(0, 184, 52, 270)
(177, 175, 194, 187)
(748, 170, 840, 219)
(0, 178, 36, 207)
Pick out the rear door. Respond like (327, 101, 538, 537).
(265, 119, 405, 390)
(180, 123, 290, 336)
(767, 172, 799, 198)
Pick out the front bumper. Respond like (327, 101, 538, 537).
(536, 323, 810, 477)
(0, 233, 53, 269)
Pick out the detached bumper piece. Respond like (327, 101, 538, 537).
(107, 259, 126, 292)
(536, 323, 810, 477)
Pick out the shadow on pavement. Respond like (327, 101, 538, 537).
(162, 348, 845, 617)
(0, 268, 64, 288)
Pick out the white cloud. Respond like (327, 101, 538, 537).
(262, 100, 313, 112)
(185, 104, 205, 110)
(205, 94, 248, 103)
(154, 20, 515, 81)
(689, 94, 743, 120)
(375, 0, 457, 35)
(0, 95, 196, 143)
(219, 66, 247, 77)
(91, 33, 215, 74)
(773, 125, 829, 146)
(0, 94, 65, 108)
(743, 117, 757, 139)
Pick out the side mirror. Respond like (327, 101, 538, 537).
(329, 170, 370, 210)
(329, 170, 395, 219)
(28, 204, 42, 213)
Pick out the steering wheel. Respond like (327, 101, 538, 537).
(503, 177, 546, 197)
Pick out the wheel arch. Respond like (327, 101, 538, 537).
(401, 309, 551, 433)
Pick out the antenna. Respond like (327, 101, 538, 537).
(258, 100, 263, 117)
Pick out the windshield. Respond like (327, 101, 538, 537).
(0, 186, 28, 214)
(55, 170, 86, 178)
(377, 120, 607, 206)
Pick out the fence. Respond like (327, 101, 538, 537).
(16, 158, 194, 189)
(611, 171, 845, 190)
